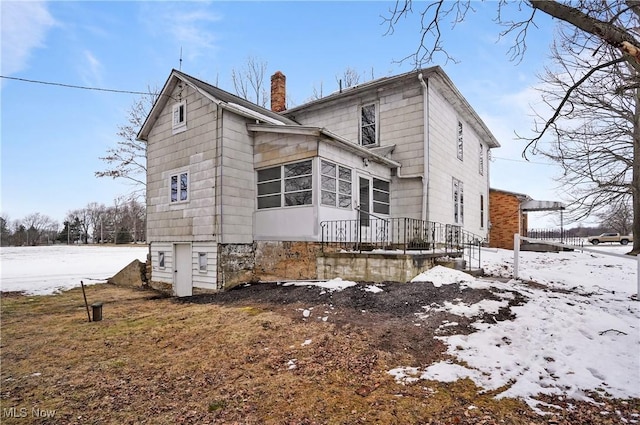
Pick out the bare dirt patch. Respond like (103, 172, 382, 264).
(1, 282, 637, 424)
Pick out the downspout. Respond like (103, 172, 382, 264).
(395, 73, 430, 223)
(418, 73, 430, 223)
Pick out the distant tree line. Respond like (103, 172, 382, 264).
(0, 196, 145, 247)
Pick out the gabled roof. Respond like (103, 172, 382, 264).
(137, 69, 298, 141)
(284, 66, 500, 149)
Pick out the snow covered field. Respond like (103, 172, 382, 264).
(0, 245, 148, 295)
(0, 243, 638, 413)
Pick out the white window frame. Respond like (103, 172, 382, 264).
(158, 251, 165, 269)
(198, 252, 207, 272)
(257, 160, 313, 209)
(480, 193, 485, 229)
(457, 121, 463, 161)
(172, 101, 187, 134)
(479, 143, 484, 175)
(453, 177, 464, 224)
(372, 178, 390, 215)
(320, 160, 352, 209)
(169, 171, 189, 204)
(360, 102, 378, 147)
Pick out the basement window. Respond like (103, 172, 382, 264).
(198, 252, 207, 272)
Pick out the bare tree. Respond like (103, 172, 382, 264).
(336, 67, 364, 89)
(231, 56, 269, 107)
(383, 0, 640, 254)
(534, 28, 635, 224)
(22, 213, 58, 245)
(96, 88, 158, 199)
(598, 201, 633, 235)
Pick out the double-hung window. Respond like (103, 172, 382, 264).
(257, 160, 313, 209)
(479, 143, 484, 175)
(453, 177, 464, 224)
(321, 160, 352, 208)
(457, 121, 463, 160)
(170, 172, 189, 203)
(172, 101, 187, 133)
(360, 103, 377, 146)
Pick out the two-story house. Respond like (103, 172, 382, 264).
(137, 67, 500, 296)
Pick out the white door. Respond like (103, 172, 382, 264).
(174, 243, 192, 297)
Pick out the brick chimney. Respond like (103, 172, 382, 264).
(270, 71, 286, 112)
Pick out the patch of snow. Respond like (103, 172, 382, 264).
(410, 265, 474, 286)
(363, 285, 384, 293)
(283, 277, 357, 292)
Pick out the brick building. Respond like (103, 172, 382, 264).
(489, 188, 531, 250)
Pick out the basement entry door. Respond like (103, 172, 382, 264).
(174, 243, 192, 297)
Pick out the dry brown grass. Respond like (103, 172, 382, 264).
(1, 284, 636, 424)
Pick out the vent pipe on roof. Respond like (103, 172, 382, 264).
(270, 71, 286, 112)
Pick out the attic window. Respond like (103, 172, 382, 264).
(172, 101, 186, 133)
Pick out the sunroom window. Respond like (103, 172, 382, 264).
(257, 160, 313, 209)
(321, 160, 352, 208)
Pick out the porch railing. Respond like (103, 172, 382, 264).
(320, 216, 484, 270)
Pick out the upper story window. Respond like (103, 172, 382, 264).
(170, 171, 189, 203)
(321, 160, 352, 208)
(360, 103, 378, 146)
(479, 143, 484, 175)
(257, 160, 313, 209)
(172, 101, 187, 134)
(457, 121, 463, 160)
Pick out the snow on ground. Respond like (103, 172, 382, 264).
(0, 245, 148, 295)
(392, 245, 640, 412)
(1, 243, 638, 412)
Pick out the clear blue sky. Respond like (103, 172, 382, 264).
(1, 1, 564, 228)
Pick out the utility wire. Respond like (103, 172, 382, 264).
(492, 155, 553, 166)
(0, 75, 156, 96)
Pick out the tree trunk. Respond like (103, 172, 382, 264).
(529, 1, 640, 73)
(632, 87, 640, 254)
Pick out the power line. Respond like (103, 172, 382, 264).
(492, 155, 554, 166)
(0, 75, 156, 96)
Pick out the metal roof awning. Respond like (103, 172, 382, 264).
(521, 200, 566, 212)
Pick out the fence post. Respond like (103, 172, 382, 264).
(513, 233, 520, 280)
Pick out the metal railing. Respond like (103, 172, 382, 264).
(526, 228, 585, 247)
(320, 216, 484, 270)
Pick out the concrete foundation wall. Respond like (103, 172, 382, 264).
(317, 252, 437, 283)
